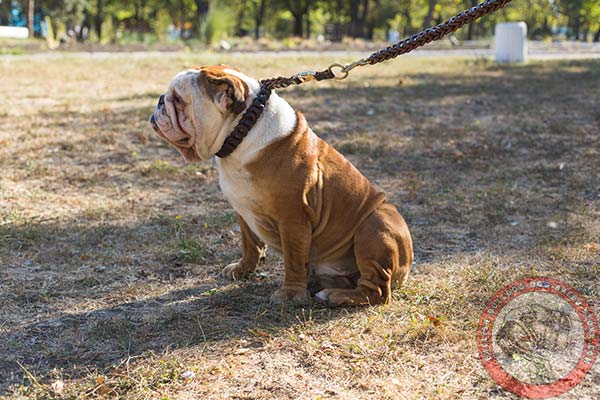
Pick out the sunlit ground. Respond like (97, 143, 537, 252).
(0, 53, 598, 399)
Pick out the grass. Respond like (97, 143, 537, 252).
(0, 52, 599, 399)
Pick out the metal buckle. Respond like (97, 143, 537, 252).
(327, 63, 348, 80)
(294, 71, 317, 83)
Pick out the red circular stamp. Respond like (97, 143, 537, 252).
(477, 277, 598, 398)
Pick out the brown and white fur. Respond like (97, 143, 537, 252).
(150, 65, 413, 306)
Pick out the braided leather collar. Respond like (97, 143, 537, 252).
(215, 85, 272, 158)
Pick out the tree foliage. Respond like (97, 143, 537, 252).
(14, 0, 600, 43)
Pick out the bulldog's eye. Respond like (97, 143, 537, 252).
(172, 94, 184, 106)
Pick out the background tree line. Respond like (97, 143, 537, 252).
(1, 0, 599, 43)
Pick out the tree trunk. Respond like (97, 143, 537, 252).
(78, 8, 91, 41)
(594, 27, 600, 42)
(179, 0, 185, 40)
(254, 0, 267, 39)
(569, 15, 581, 40)
(0, 0, 11, 25)
(366, 0, 379, 40)
(358, 0, 369, 38)
(466, 0, 477, 40)
(287, 0, 308, 37)
(236, 0, 247, 37)
(304, 11, 311, 38)
(423, 0, 437, 29)
(134, 1, 140, 22)
(95, 0, 104, 40)
(402, 5, 412, 36)
(194, 0, 209, 38)
(332, 0, 343, 41)
(292, 13, 302, 37)
(349, 0, 359, 37)
(27, 0, 34, 36)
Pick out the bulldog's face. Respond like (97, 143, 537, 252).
(149, 66, 248, 161)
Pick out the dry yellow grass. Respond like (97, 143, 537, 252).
(0, 52, 598, 399)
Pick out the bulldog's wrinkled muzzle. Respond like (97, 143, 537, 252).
(149, 94, 165, 130)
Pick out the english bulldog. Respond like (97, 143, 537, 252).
(149, 65, 413, 306)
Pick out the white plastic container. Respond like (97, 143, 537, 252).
(495, 22, 527, 63)
(0, 26, 29, 39)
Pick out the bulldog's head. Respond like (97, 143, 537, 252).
(149, 66, 250, 161)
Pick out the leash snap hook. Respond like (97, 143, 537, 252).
(342, 58, 368, 74)
(328, 58, 368, 80)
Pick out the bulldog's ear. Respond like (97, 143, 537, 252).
(199, 69, 248, 114)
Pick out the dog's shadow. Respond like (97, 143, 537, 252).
(1, 276, 357, 390)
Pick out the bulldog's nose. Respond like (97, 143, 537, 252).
(149, 94, 165, 128)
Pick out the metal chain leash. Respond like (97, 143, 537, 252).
(218, 0, 513, 158)
(260, 0, 513, 90)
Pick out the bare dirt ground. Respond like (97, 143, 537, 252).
(0, 53, 599, 399)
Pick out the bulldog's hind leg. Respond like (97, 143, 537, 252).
(222, 213, 266, 280)
(308, 271, 360, 295)
(316, 204, 413, 306)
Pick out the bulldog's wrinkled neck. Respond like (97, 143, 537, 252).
(214, 70, 297, 166)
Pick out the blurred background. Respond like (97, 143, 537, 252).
(0, 0, 599, 52)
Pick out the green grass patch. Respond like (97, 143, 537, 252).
(175, 237, 208, 264)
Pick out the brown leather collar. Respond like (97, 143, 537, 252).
(215, 85, 272, 158)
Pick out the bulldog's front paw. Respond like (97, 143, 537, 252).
(270, 287, 309, 304)
(221, 261, 253, 280)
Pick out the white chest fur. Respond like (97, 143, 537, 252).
(214, 69, 297, 240)
(217, 160, 281, 250)
(217, 163, 259, 224)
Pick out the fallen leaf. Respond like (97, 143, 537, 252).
(427, 316, 442, 327)
(249, 328, 271, 338)
(97, 383, 111, 395)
